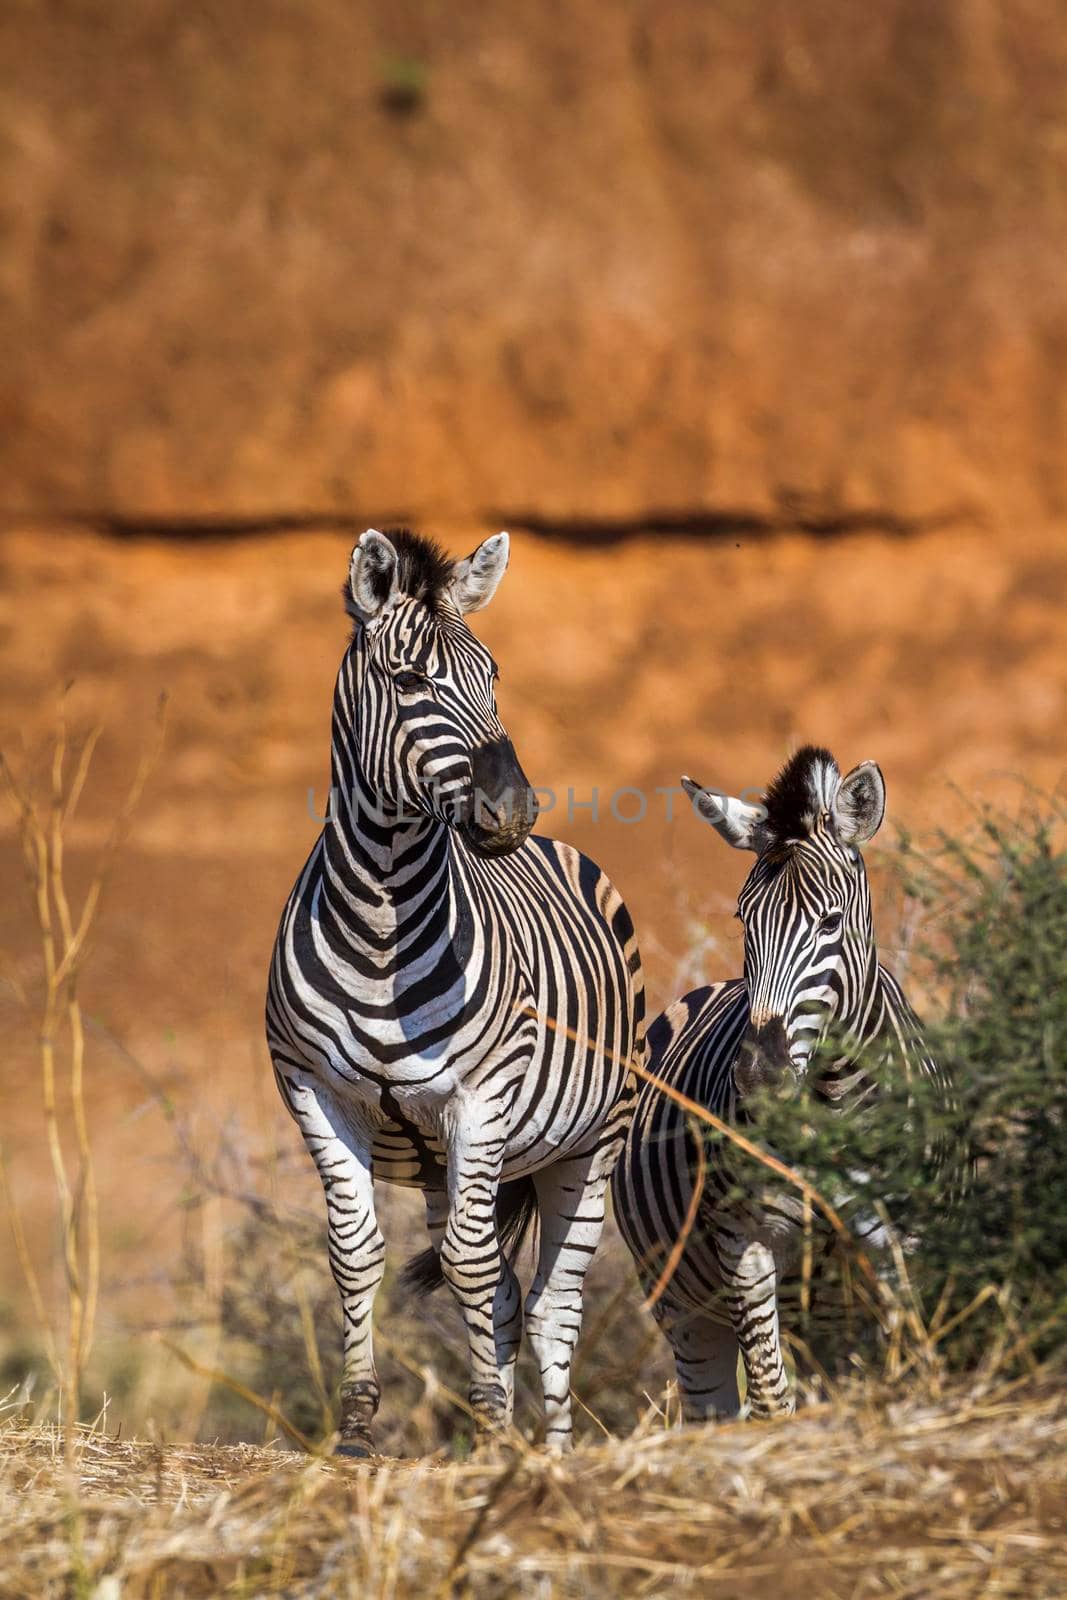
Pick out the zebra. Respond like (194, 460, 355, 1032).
(266, 527, 644, 1455)
(613, 745, 943, 1421)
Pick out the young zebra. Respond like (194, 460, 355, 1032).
(267, 528, 644, 1455)
(613, 746, 942, 1421)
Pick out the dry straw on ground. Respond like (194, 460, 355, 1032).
(1, 1375, 1064, 1599)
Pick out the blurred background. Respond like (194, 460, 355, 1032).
(0, 0, 1065, 1447)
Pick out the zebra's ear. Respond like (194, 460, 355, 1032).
(832, 760, 886, 846)
(447, 532, 510, 616)
(348, 529, 401, 623)
(681, 776, 767, 852)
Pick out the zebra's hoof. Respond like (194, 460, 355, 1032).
(334, 1437, 374, 1460)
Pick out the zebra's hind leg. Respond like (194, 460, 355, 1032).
(525, 1148, 613, 1454)
(657, 1306, 741, 1421)
(281, 1073, 385, 1456)
(718, 1236, 795, 1419)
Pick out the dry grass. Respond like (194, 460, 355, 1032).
(0, 1376, 1064, 1599)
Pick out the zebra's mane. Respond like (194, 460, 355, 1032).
(761, 745, 840, 851)
(342, 528, 454, 623)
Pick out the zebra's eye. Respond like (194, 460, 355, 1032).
(395, 670, 428, 693)
(819, 910, 843, 934)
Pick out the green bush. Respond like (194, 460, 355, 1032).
(907, 799, 1067, 1358)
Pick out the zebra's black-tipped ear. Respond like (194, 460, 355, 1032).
(832, 760, 886, 846)
(447, 532, 510, 616)
(681, 776, 767, 852)
(348, 529, 400, 623)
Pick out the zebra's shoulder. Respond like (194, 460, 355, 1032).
(519, 834, 643, 1000)
(647, 979, 746, 1065)
(877, 962, 942, 1079)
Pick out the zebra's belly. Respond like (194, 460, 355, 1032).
(644, 1210, 841, 1326)
(368, 1100, 624, 1190)
(631, 1220, 796, 1305)
(279, 1007, 630, 1184)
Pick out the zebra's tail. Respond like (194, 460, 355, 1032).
(396, 1176, 540, 1299)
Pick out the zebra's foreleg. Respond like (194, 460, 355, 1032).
(717, 1235, 794, 1419)
(656, 1305, 741, 1421)
(439, 1105, 512, 1440)
(283, 1075, 385, 1455)
(423, 1186, 524, 1425)
(525, 1149, 612, 1453)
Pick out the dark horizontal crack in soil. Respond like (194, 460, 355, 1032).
(485, 503, 980, 545)
(0, 503, 980, 544)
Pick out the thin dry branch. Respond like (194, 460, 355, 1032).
(153, 1335, 320, 1457)
(0, 699, 167, 1441)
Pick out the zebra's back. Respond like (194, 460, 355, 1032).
(614, 981, 749, 1313)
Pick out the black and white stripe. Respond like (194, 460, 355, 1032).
(267, 528, 644, 1453)
(613, 746, 943, 1420)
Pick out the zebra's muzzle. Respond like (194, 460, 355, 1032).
(459, 736, 538, 859)
(734, 1017, 795, 1099)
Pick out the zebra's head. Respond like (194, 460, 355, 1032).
(341, 527, 537, 858)
(681, 746, 886, 1097)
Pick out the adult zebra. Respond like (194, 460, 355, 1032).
(613, 746, 943, 1421)
(267, 528, 643, 1455)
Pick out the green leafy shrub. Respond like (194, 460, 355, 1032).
(904, 798, 1067, 1359)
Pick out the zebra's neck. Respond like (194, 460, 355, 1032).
(814, 955, 909, 1102)
(324, 792, 452, 932)
(321, 679, 458, 954)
